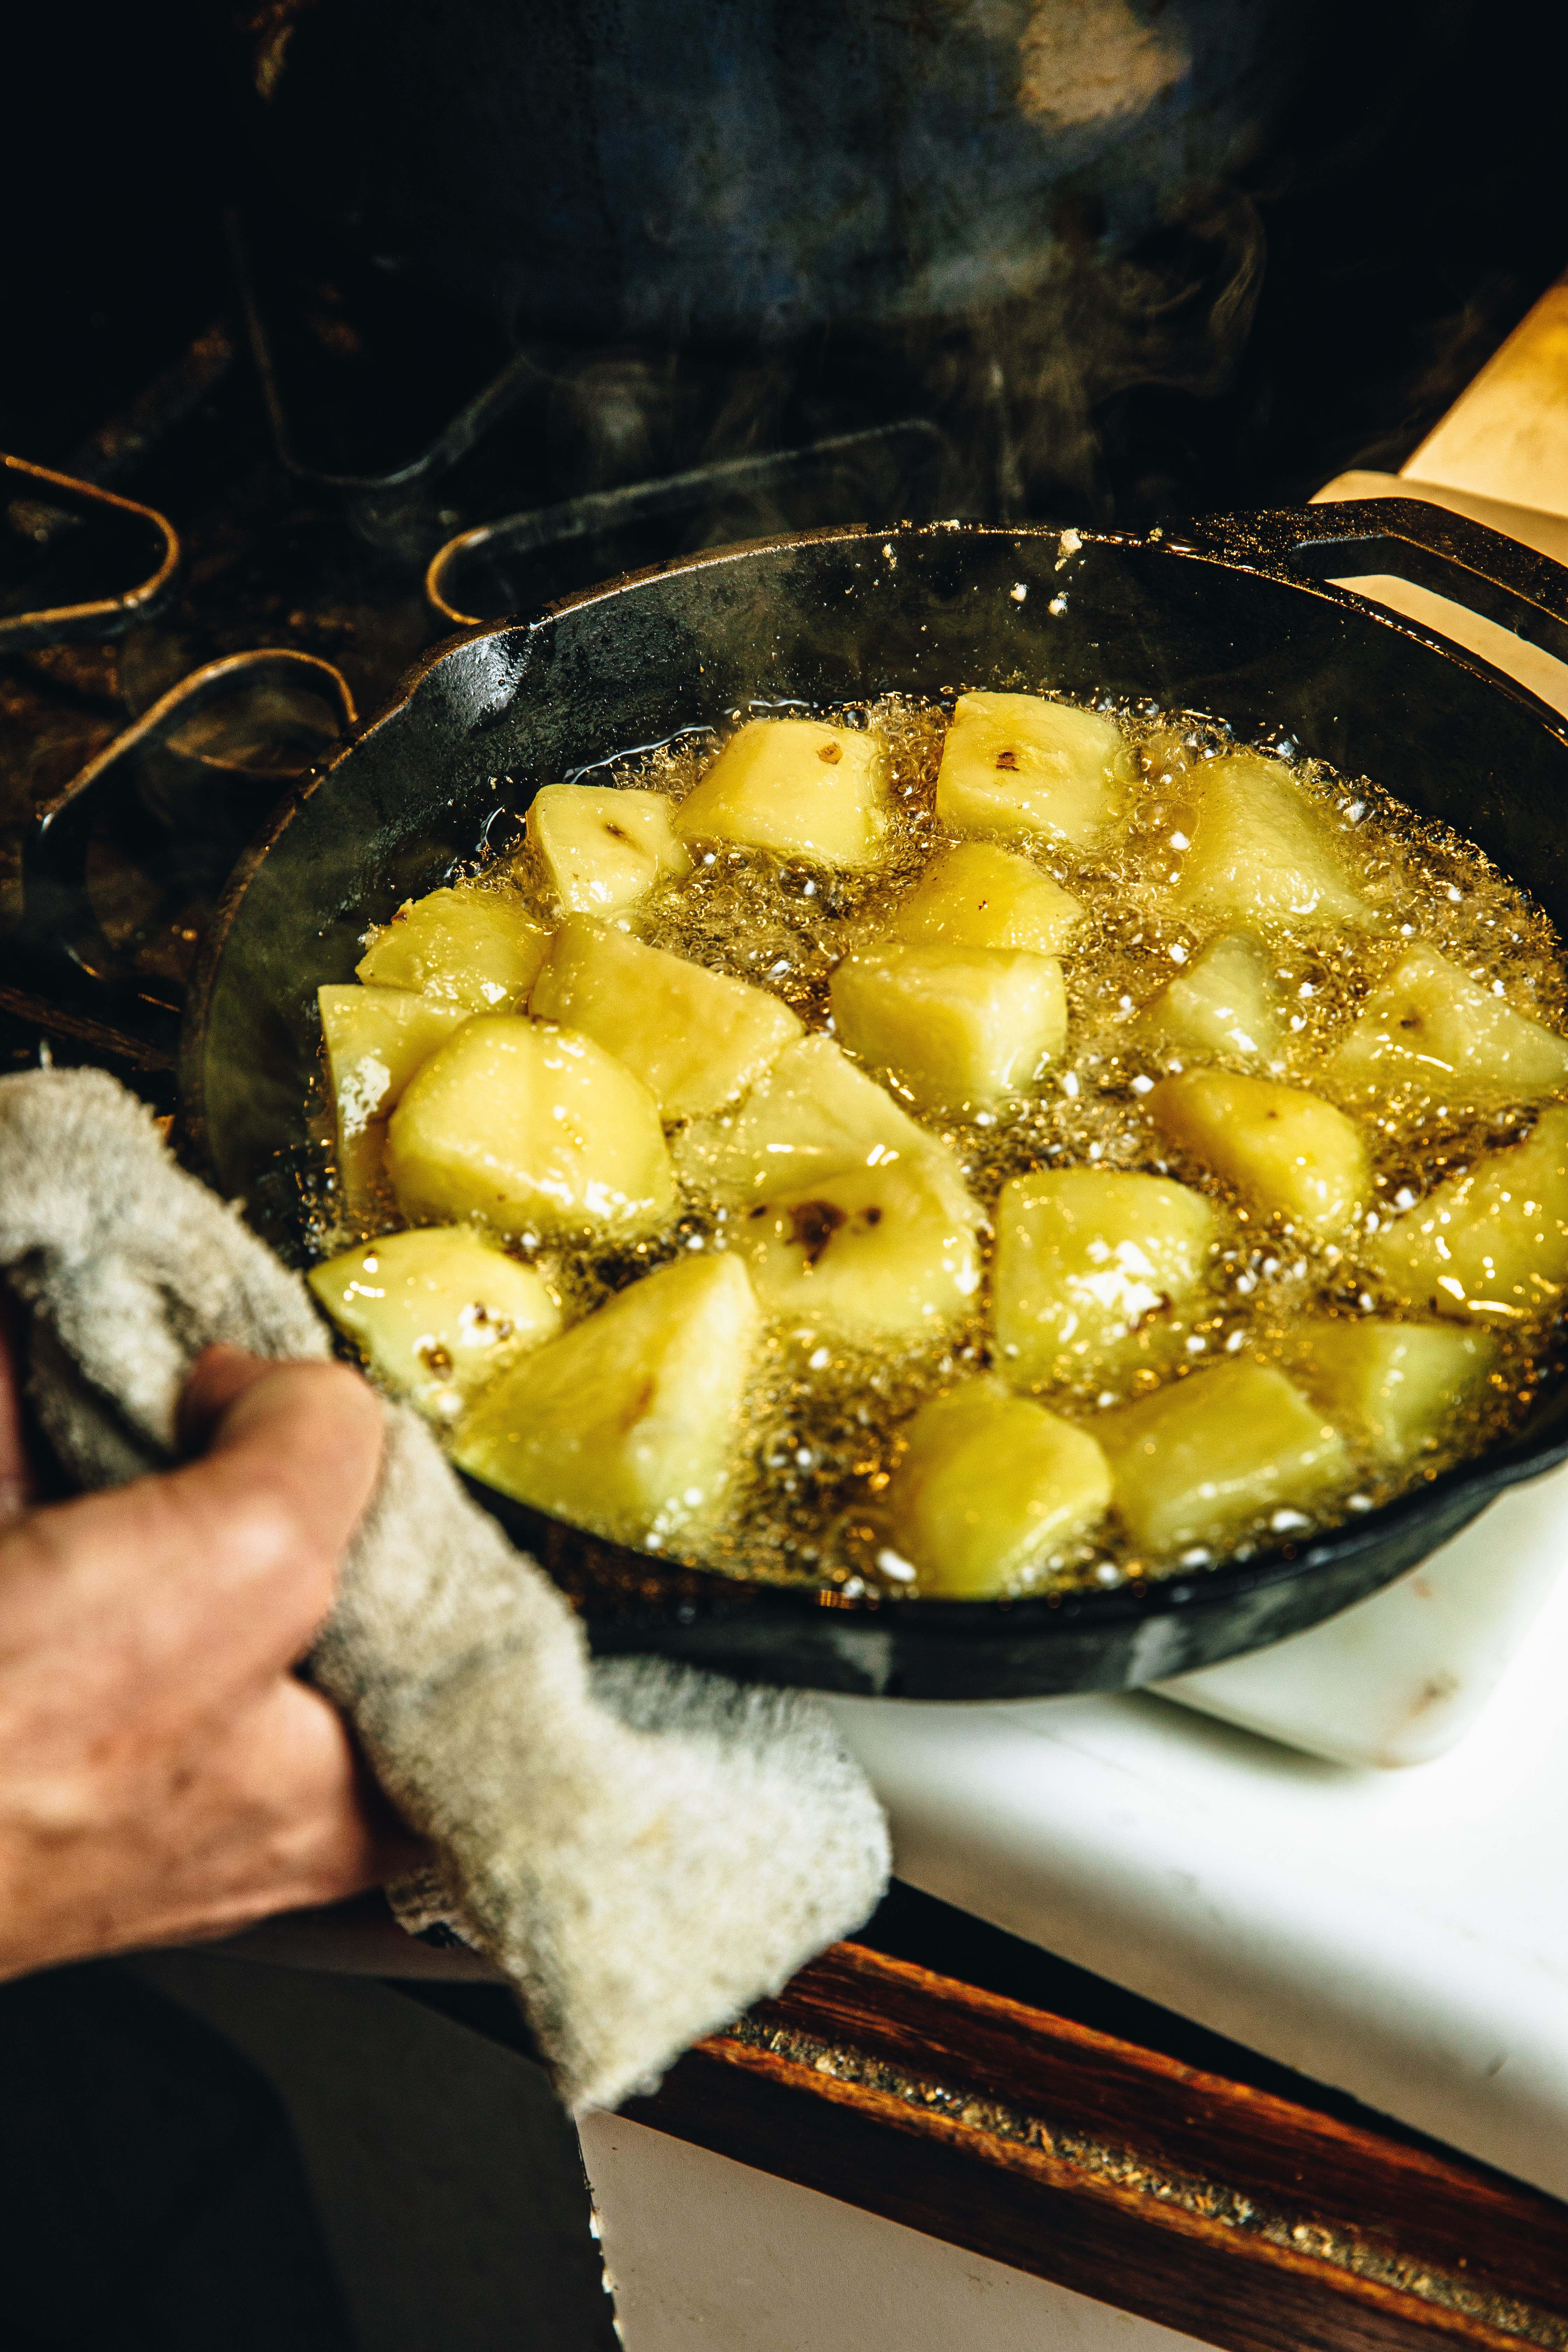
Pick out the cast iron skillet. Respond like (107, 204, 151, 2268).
(164, 503, 1568, 1698)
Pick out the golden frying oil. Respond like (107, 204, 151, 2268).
(311, 695, 1566, 1596)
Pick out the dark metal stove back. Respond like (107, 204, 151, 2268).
(257, 0, 1307, 345)
(186, 513, 1568, 1698)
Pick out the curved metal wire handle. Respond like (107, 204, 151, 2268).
(425, 421, 947, 627)
(26, 647, 358, 994)
(0, 451, 183, 651)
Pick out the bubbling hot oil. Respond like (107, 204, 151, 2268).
(316, 695, 1568, 1596)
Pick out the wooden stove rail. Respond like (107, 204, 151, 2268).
(624, 1940, 1568, 2352)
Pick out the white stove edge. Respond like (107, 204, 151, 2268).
(1157, 1461, 1568, 1765)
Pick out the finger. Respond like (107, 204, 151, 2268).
(176, 1341, 278, 1451)
(192, 1354, 385, 1628)
(0, 1288, 36, 1526)
(0, 1357, 384, 1700)
(167, 1352, 386, 1652)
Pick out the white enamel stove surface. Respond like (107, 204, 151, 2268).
(828, 278, 1568, 2199)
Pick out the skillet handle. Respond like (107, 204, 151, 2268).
(1167, 498, 1568, 677)
(24, 648, 357, 1004)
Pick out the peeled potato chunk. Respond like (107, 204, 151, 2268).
(1171, 752, 1376, 930)
(674, 1034, 974, 1224)
(386, 1014, 674, 1241)
(935, 691, 1134, 850)
(454, 1253, 760, 1545)
(886, 841, 1086, 957)
(830, 943, 1066, 1112)
(1096, 1362, 1352, 1559)
(1284, 1317, 1498, 1468)
(357, 885, 550, 1011)
(882, 1378, 1112, 1597)
(319, 985, 468, 1123)
(318, 984, 469, 1209)
(529, 917, 801, 1119)
(1329, 943, 1568, 1108)
(674, 718, 888, 868)
(1366, 1105, 1568, 1323)
(1149, 1070, 1369, 1234)
(734, 1162, 981, 1342)
(526, 783, 691, 916)
(1136, 934, 1285, 1067)
(309, 1227, 560, 1421)
(993, 1169, 1222, 1391)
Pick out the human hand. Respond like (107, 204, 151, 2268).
(0, 1328, 413, 1978)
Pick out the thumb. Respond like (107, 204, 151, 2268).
(163, 1346, 386, 1662)
(0, 1349, 387, 1722)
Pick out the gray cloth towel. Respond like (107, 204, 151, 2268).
(0, 1069, 889, 2112)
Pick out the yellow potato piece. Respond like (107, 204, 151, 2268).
(1366, 1106, 1568, 1323)
(1329, 943, 1568, 1108)
(1096, 1362, 1352, 1559)
(318, 984, 470, 1211)
(319, 985, 468, 1124)
(1283, 1317, 1498, 1468)
(308, 1227, 560, 1422)
(674, 718, 888, 867)
(934, 691, 1134, 849)
(386, 1014, 674, 1242)
(830, 943, 1066, 1112)
(733, 1161, 981, 1343)
(674, 1035, 975, 1225)
(1136, 933, 1286, 1067)
(526, 783, 691, 915)
(1149, 1070, 1369, 1234)
(1171, 752, 1376, 930)
(357, 884, 550, 1010)
(992, 1168, 1222, 1391)
(529, 917, 800, 1118)
(886, 842, 1086, 956)
(882, 1378, 1112, 1597)
(454, 1253, 760, 1545)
